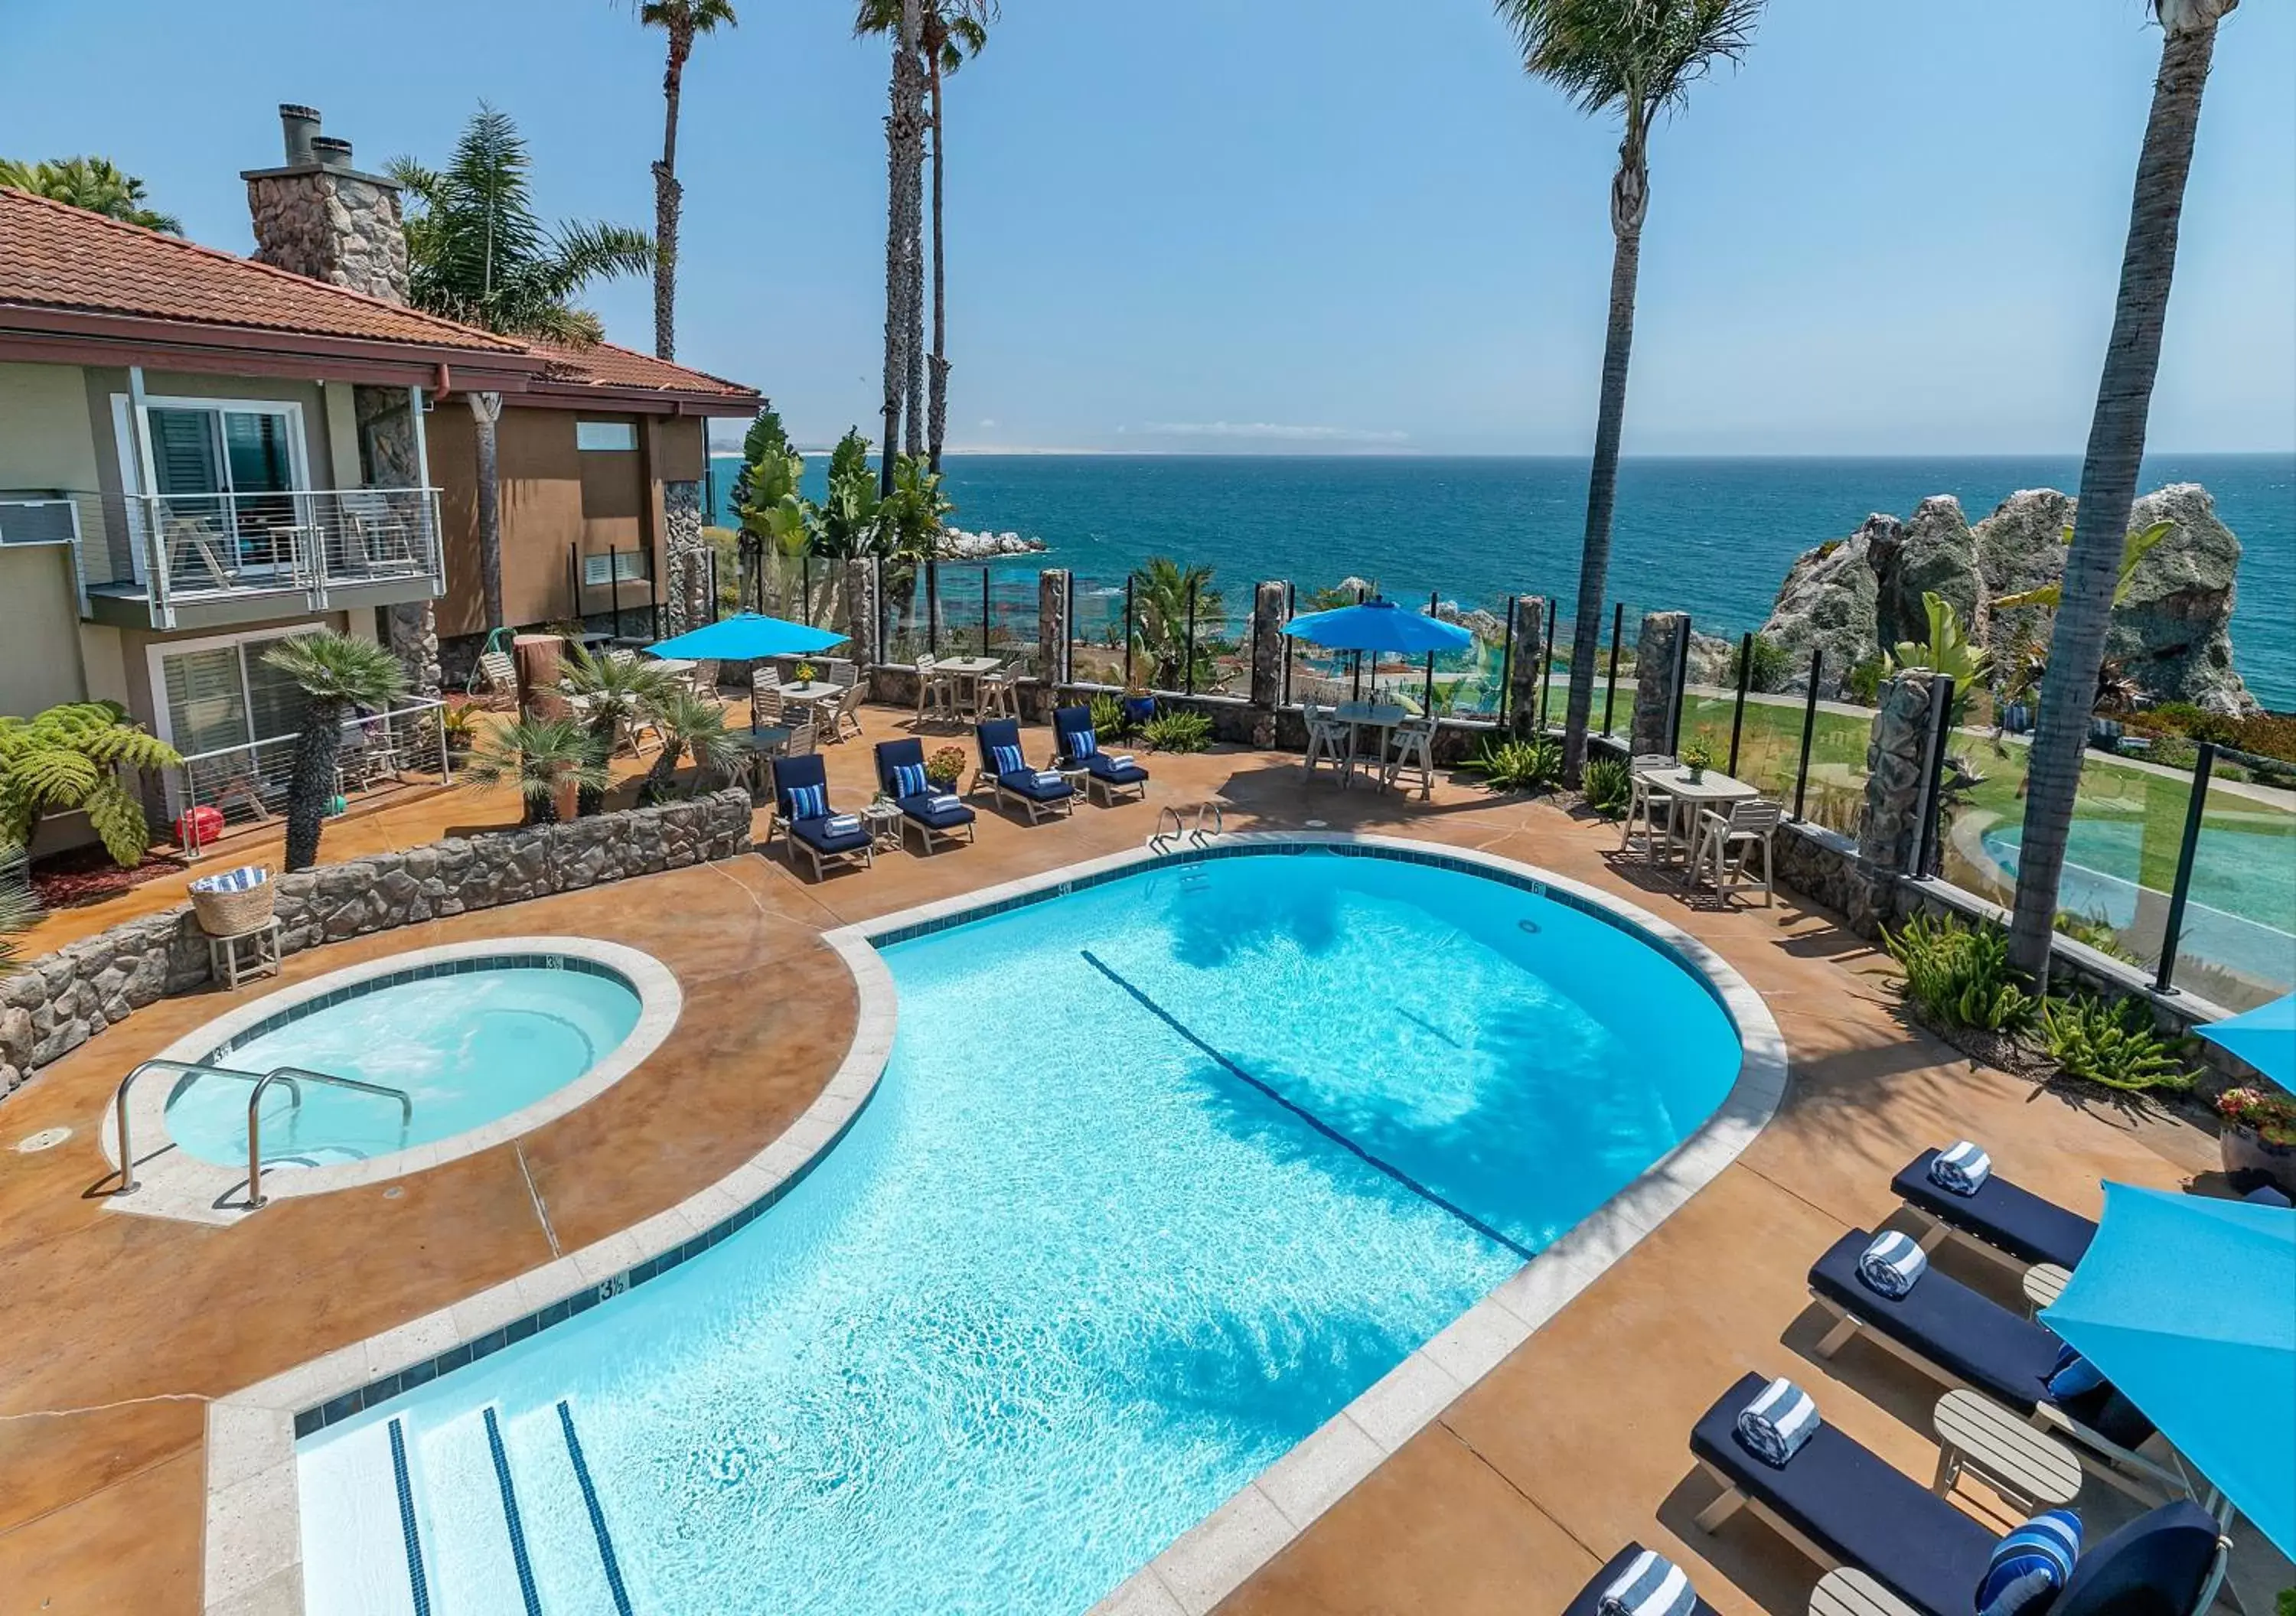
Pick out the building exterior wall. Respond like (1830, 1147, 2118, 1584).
(0, 362, 103, 492)
(0, 546, 90, 717)
(71, 367, 341, 500)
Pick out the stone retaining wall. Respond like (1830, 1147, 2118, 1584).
(0, 790, 753, 1096)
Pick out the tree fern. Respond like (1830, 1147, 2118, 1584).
(0, 702, 181, 867)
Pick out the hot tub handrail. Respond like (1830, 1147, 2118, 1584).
(246, 1067, 411, 1210)
(110, 1057, 276, 1197)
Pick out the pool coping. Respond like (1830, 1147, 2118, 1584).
(103, 937, 685, 1227)
(197, 833, 1786, 1616)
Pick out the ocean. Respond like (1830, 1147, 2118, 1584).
(706, 453, 2296, 709)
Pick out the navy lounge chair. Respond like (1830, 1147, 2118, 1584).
(1690, 1373, 2226, 1616)
(1807, 1230, 2177, 1500)
(1052, 704, 1150, 805)
(873, 738, 976, 854)
(768, 752, 873, 882)
(1893, 1150, 2097, 1272)
(1560, 1544, 1722, 1616)
(974, 718, 1074, 823)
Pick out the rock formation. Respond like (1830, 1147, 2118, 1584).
(1757, 484, 2255, 713)
(938, 528, 1046, 561)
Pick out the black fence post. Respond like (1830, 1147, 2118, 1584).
(1124, 573, 1135, 688)
(609, 546, 624, 639)
(2154, 742, 2216, 992)
(707, 550, 719, 623)
(567, 544, 580, 624)
(980, 567, 992, 658)
(1423, 588, 1440, 713)
(1282, 582, 1296, 706)
(801, 553, 812, 625)
(1727, 631, 1754, 778)
(1912, 674, 1957, 878)
(1065, 571, 1076, 683)
(1668, 618, 1693, 758)
(927, 559, 940, 655)
(875, 556, 887, 661)
(1536, 598, 1557, 731)
(1496, 593, 1518, 727)
(1792, 649, 1824, 820)
(1184, 575, 1199, 696)
(1602, 601, 1623, 736)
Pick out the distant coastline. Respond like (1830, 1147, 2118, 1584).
(704, 451, 2295, 709)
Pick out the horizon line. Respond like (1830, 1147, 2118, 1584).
(714, 445, 2296, 461)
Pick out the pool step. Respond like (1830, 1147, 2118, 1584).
(300, 1401, 632, 1616)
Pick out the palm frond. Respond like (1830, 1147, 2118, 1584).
(262, 630, 409, 708)
(1498, 0, 1761, 123)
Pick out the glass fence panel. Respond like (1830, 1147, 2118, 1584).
(1068, 574, 1130, 687)
(2167, 771, 2296, 1012)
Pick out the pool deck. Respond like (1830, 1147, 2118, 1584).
(0, 705, 2262, 1615)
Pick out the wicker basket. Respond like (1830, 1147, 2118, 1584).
(189, 867, 276, 937)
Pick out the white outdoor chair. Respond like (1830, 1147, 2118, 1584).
(752, 674, 785, 727)
(474, 650, 519, 709)
(1303, 702, 1355, 786)
(914, 655, 954, 722)
(825, 682, 868, 743)
(1619, 752, 1679, 863)
(1689, 798, 1783, 907)
(1385, 716, 1437, 800)
(976, 670, 1019, 720)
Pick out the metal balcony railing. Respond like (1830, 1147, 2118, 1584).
(169, 697, 451, 851)
(0, 487, 444, 625)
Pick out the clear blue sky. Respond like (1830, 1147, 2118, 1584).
(4, 0, 2291, 456)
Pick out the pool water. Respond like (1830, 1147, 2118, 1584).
(297, 852, 1743, 1616)
(165, 965, 642, 1168)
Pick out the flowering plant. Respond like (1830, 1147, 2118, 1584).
(2216, 1087, 2296, 1147)
(925, 746, 967, 787)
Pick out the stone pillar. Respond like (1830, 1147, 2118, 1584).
(352, 384, 442, 699)
(243, 108, 409, 302)
(1858, 671, 1942, 875)
(1037, 569, 1071, 694)
(660, 481, 709, 635)
(1506, 596, 1550, 739)
(1629, 611, 1691, 758)
(1249, 582, 1287, 710)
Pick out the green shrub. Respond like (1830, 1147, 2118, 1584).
(1845, 655, 1887, 706)
(1088, 692, 1129, 739)
(1471, 736, 1564, 793)
(1582, 756, 1632, 814)
(1730, 634, 1798, 694)
(2053, 909, 2138, 963)
(2037, 994, 2195, 1093)
(1140, 709, 1212, 754)
(1882, 911, 2036, 1032)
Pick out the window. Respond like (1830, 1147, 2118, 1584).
(110, 394, 311, 583)
(576, 420, 638, 452)
(582, 551, 649, 587)
(153, 629, 317, 758)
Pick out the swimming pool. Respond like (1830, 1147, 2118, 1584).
(165, 958, 644, 1170)
(289, 845, 1766, 1616)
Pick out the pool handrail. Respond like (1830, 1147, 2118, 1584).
(109, 1057, 410, 1206)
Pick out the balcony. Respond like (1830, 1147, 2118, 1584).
(0, 487, 445, 631)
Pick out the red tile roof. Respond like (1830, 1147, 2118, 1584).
(0, 186, 526, 353)
(530, 339, 756, 400)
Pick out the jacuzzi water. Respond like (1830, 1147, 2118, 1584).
(296, 851, 1743, 1616)
(165, 964, 643, 1169)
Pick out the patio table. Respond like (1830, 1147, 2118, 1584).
(931, 656, 1003, 717)
(1631, 761, 1760, 868)
(1333, 701, 1410, 790)
(725, 725, 793, 797)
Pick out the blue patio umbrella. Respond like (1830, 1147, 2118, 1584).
(644, 612, 849, 662)
(1280, 597, 1475, 655)
(2195, 993, 2295, 1087)
(2042, 1184, 2295, 1556)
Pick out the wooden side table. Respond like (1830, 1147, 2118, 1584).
(2021, 1262, 2073, 1318)
(1932, 1388, 2082, 1513)
(862, 800, 905, 850)
(1810, 1567, 1922, 1616)
(207, 919, 283, 990)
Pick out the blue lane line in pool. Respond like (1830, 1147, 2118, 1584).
(1078, 950, 1538, 1262)
(558, 1399, 635, 1616)
(386, 1417, 433, 1616)
(481, 1406, 543, 1616)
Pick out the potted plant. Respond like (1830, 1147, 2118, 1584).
(925, 746, 967, 789)
(1681, 739, 1715, 783)
(441, 702, 481, 764)
(795, 660, 818, 686)
(2215, 1087, 2296, 1197)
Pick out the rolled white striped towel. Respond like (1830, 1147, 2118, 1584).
(925, 793, 964, 813)
(1857, 1230, 1929, 1298)
(824, 814, 863, 836)
(1736, 1377, 1821, 1468)
(1108, 753, 1137, 769)
(1599, 1549, 1698, 1616)
(1033, 770, 1065, 790)
(1930, 1140, 1992, 1196)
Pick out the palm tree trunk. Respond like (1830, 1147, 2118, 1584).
(653, 34, 690, 362)
(1561, 141, 1649, 780)
(283, 698, 347, 872)
(2008, 11, 2224, 983)
(927, 57, 951, 474)
(879, 2, 925, 497)
(471, 393, 505, 630)
(905, 64, 928, 464)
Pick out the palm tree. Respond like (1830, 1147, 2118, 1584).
(458, 715, 609, 826)
(263, 634, 409, 872)
(2008, 0, 2241, 984)
(872, 0, 928, 494)
(638, 687, 745, 803)
(1130, 558, 1224, 692)
(0, 157, 181, 233)
(560, 648, 675, 814)
(388, 106, 653, 630)
(0, 848, 34, 976)
(0, 702, 181, 868)
(627, 0, 738, 361)
(1496, 0, 1760, 780)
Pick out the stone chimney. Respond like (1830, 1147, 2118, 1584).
(243, 104, 409, 304)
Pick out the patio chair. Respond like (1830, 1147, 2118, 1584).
(1689, 798, 1783, 907)
(875, 738, 977, 853)
(915, 654, 954, 723)
(753, 676, 786, 728)
(1052, 705, 1150, 805)
(974, 718, 1074, 823)
(781, 718, 818, 758)
(474, 650, 520, 708)
(1386, 715, 1437, 800)
(1890, 1149, 2097, 1273)
(977, 670, 1020, 720)
(1619, 753, 1679, 862)
(1303, 702, 1355, 786)
(825, 682, 868, 744)
(1805, 1230, 2183, 1502)
(767, 753, 873, 882)
(1559, 1545, 1721, 1616)
(1690, 1373, 2225, 1616)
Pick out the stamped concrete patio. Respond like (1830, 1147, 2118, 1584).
(1, 702, 2266, 1616)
